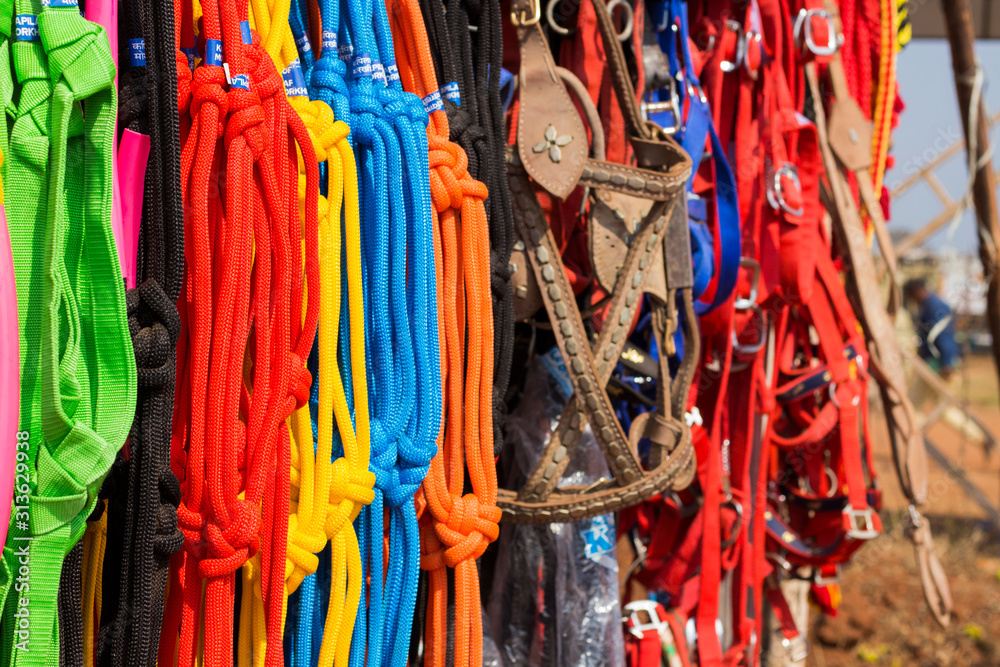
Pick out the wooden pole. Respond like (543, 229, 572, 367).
(942, 0, 1000, 403)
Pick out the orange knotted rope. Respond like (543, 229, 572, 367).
(387, 2, 499, 666)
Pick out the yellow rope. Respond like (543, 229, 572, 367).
(81, 504, 107, 667)
(247, 5, 374, 666)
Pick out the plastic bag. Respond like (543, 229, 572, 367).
(487, 356, 624, 667)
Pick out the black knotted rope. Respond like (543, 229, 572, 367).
(87, 0, 186, 664)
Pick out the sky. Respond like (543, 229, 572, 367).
(887, 39, 1000, 256)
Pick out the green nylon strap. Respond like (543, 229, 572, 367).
(1, 2, 53, 663)
(0, 2, 135, 665)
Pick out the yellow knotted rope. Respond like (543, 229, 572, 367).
(247, 5, 374, 667)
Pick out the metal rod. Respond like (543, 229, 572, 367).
(942, 0, 1000, 406)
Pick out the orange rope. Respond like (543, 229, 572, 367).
(386, 2, 499, 665)
(871, 0, 897, 196)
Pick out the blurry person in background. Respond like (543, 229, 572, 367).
(904, 278, 960, 380)
(903, 278, 986, 443)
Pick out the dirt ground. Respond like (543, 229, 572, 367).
(804, 355, 1000, 666)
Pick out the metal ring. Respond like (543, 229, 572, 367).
(546, 0, 572, 36)
(606, 0, 634, 42)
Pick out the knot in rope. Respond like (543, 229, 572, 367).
(154, 469, 185, 557)
(368, 418, 402, 497)
(198, 498, 261, 578)
(327, 457, 376, 532)
(285, 352, 313, 413)
(176, 53, 193, 113)
(190, 66, 229, 137)
(434, 493, 501, 567)
(225, 88, 267, 160)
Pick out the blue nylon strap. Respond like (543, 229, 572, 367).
(653, 0, 741, 315)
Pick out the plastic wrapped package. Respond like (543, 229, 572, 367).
(487, 356, 624, 667)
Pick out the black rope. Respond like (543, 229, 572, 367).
(93, 0, 185, 664)
(58, 541, 85, 667)
(418, 0, 516, 462)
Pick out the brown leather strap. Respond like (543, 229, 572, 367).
(511, 0, 588, 199)
(806, 61, 952, 627)
(499, 166, 695, 523)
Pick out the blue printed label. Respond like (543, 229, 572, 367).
(322, 29, 337, 52)
(294, 31, 312, 56)
(386, 63, 400, 84)
(580, 515, 618, 570)
(440, 81, 461, 106)
(14, 15, 38, 41)
(371, 59, 386, 86)
(128, 39, 146, 67)
(282, 59, 308, 98)
(230, 73, 250, 90)
(540, 346, 573, 400)
(422, 90, 443, 114)
(240, 20, 252, 44)
(351, 52, 372, 79)
(41, 0, 78, 6)
(181, 46, 197, 70)
(205, 39, 223, 67)
(338, 42, 354, 62)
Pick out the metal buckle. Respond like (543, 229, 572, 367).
(733, 257, 760, 310)
(511, 0, 541, 26)
(843, 507, 879, 540)
(794, 8, 838, 57)
(623, 600, 668, 639)
(641, 77, 681, 134)
(814, 564, 842, 587)
(828, 382, 860, 409)
(719, 498, 744, 550)
(685, 617, 725, 649)
(720, 20, 745, 72)
(767, 163, 804, 217)
(732, 304, 765, 356)
(781, 635, 811, 662)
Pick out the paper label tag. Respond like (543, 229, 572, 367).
(421, 90, 443, 114)
(294, 30, 312, 56)
(181, 46, 197, 70)
(351, 52, 372, 79)
(440, 81, 461, 106)
(371, 59, 386, 86)
(282, 59, 308, 98)
(240, 21, 252, 44)
(128, 39, 146, 67)
(205, 39, 223, 67)
(229, 73, 250, 90)
(386, 63, 400, 84)
(322, 29, 337, 53)
(41, 0, 77, 7)
(14, 15, 38, 41)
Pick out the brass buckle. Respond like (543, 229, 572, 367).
(511, 0, 541, 26)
